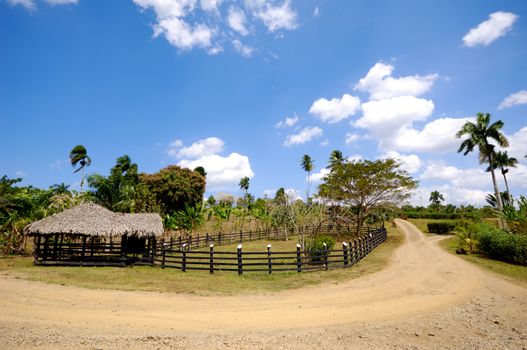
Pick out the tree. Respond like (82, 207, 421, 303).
(69, 145, 91, 192)
(49, 183, 71, 195)
(429, 190, 445, 205)
(239, 176, 250, 207)
(318, 158, 418, 236)
(456, 113, 509, 213)
(487, 151, 518, 198)
(301, 154, 314, 201)
(194, 166, 207, 178)
(328, 150, 346, 170)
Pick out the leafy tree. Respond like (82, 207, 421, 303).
(274, 187, 287, 206)
(165, 203, 205, 234)
(319, 158, 418, 236)
(328, 150, 346, 170)
(487, 151, 518, 198)
(194, 166, 207, 178)
(456, 113, 509, 213)
(205, 195, 216, 208)
(301, 154, 314, 201)
(69, 145, 91, 192)
(429, 190, 445, 205)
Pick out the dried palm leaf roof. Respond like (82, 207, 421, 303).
(24, 202, 163, 238)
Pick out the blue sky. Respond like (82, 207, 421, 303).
(1, 0, 526, 206)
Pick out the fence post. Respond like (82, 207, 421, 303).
(267, 244, 272, 275)
(182, 244, 187, 272)
(178, 236, 182, 249)
(343, 242, 349, 266)
(161, 241, 166, 269)
(197, 233, 200, 247)
(170, 237, 174, 250)
(239, 230, 243, 243)
(296, 244, 302, 273)
(209, 244, 214, 274)
(323, 242, 328, 270)
(237, 244, 243, 275)
(349, 241, 354, 265)
(206, 233, 209, 245)
(218, 232, 222, 245)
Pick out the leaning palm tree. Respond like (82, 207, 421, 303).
(69, 145, 91, 192)
(429, 190, 445, 205)
(456, 113, 509, 213)
(328, 150, 346, 170)
(487, 151, 518, 199)
(301, 154, 314, 201)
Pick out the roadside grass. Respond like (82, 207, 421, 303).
(439, 236, 527, 287)
(407, 218, 457, 236)
(0, 226, 402, 296)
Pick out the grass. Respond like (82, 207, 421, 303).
(0, 226, 403, 296)
(439, 235, 527, 288)
(407, 218, 457, 236)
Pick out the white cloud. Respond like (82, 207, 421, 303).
(232, 39, 254, 57)
(167, 137, 225, 159)
(410, 185, 489, 207)
(313, 6, 320, 17)
(133, 0, 196, 19)
(200, 0, 222, 12)
(355, 62, 438, 100)
(309, 94, 361, 124)
(249, 0, 298, 32)
(228, 6, 249, 35)
(178, 153, 254, 188)
(345, 133, 361, 145)
(380, 151, 421, 174)
(463, 11, 518, 47)
(6, 0, 36, 10)
(498, 90, 527, 109)
(506, 127, 527, 161)
(45, 0, 78, 5)
(356, 95, 435, 138)
(284, 126, 323, 147)
(420, 161, 490, 189)
(308, 168, 329, 183)
(390, 117, 473, 153)
(153, 16, 214, 51)
(274, 115, 299, 128)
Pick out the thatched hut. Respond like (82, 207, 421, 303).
(24, 203, 163, 266)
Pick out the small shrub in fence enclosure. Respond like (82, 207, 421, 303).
(427, 222, 455, 234)
(306, 235, 336, 262)
(478, 228, 527, 265)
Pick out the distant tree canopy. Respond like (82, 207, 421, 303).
(140, 165, 206, 215)
(318, 158, 418, 236)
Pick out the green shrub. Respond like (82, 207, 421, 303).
(427, 222, 455, 234)
(478, 228, 527, 265)
(306, 235, 336, 262)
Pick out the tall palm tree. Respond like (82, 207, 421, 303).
(328, 150, 346, 169)
(239, 176, 250, 208)
(69, 145, 91, 192)
(487, 151, 518, 198)
(429, 190, 445, 205)
(456, 113, 509, 213)
(301, 154, 314, 201)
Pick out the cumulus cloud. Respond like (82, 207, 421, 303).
(308, 167, 329, 183)
(345, 133, 361, 145)
(355, 62, 438, 100)
(232, 39, 254, 57)
(356, 95, 435, 138)
(380, 151, 421, 174)
(284, 126, 323, 147)
(6, 0, 36, 10)
(228, 6, 249, 35)
(309, 94, 361, 124)
(410, 185, 489, 207)
(420, 161, 490, 189)
(275, 115, 299, 128)
(153, 16, 214, 51)
(248, 0, 298, 32)
(463, 11, 518, 47)
(506, 127, 527, 161)
(167, 137, 225, 159)
(200, 0, 222, 12)
(498, 90, 527, 109)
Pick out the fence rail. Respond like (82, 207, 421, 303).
(157, 227, 387, 274)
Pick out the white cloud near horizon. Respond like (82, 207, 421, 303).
(284, 126, 323, 146)
(463, 11, 518, 47)
(498, 90, 527, 109)
(309, 94, 361, 124)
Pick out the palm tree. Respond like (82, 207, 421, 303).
(49, 183, 71, 195)
(69, 145, 91, 192)
(301, 154, 314, 201)
(487, 151, 518, 199)
(429, 190, 444, 205)
(239, 176, 250, 208)
(456, 113, 509, 213)
(328, 150, 346, 170)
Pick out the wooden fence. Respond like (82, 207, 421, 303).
(155, 227, 387, 274)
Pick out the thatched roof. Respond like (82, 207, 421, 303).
(24, 203, 163, 237)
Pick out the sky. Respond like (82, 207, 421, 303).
(1, 0, 526, 207)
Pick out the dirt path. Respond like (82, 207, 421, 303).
(1, 220, 526, 349)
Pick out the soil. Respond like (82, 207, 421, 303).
(1, 219, 526, 349)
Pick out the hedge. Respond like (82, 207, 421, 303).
(427, 222, 455, 234)
(478, 229, 527, 265)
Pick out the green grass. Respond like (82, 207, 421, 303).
(439, 236, 527, 287)
(0, 226, 403, 296)
(407, 218, 457, 236)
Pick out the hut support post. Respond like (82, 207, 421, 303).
(34, 235, 41, 264)
(42, 236, 48, 262)
(52, 233, 58, 260)
(81, 236, 87, 262)
(58, 233, 64, 260)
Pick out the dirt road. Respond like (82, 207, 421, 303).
(1, 220, 526, 349)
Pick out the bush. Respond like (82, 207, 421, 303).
(427, 222, 455, 234)
(478, 228, 527, 265)
(306, 235, 336, 262)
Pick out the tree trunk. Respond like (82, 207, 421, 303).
(489, 154, 505, 229)
(502, 169, 510, 202)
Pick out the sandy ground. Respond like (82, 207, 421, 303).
(0, 219, 526, 349)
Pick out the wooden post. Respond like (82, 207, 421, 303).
(43, 236, 49, 262)
(58, 233, 64, 260)
(178, 236, 182, 249)
(34, 235, 41, 263)
(296, 244, 302, 273)
(206, 233, 210, 245)
(81, 235, 87, 262)
(197, 233, 200, 246)
(249, 229, 252, 241)
(343, 242, 349, 266)
(90, 237, 95, 257)
(170, 237, 174, 250)
(239, 230, 242, 243)
(161, 242, 166, 269)
(53, 233, 58, 260)
(237, 244, 243, 275)
(182, 244, 187, 272)
(323, 242, 328, 270)
(349, 241, 354, 265)
(267, 244, 272, 275)
(218, 232, 222, 245)
(209, 244, 214, 274)
(151, 237, 156, 265)
(121, 235, 127, 261)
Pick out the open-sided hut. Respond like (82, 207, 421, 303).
(24, 203, 163, 266)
